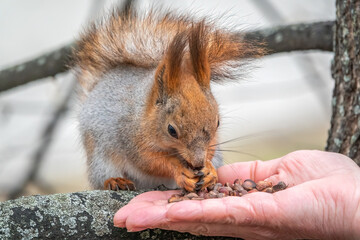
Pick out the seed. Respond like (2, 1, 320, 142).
(256, 181, 273, 191)
(229, 190, 239, 196)
(233, 183, 245, 192)
(263, 187, 274, 193)
(233, 179, 242, 185)
(273, 181, 287, 191)
(191, 197, 205, 200)
(242, 179, 256, 191)
(168, 194, 182, 203)
(208, 191, 218, 198)
(210, 189, 219, 195)
(219, 186, 232, 195)
(218, 193, 226, 198)
(168, 179, 286, 202)
(186, 192, 199, 199)
(213, 183, 222, 191)
(198, 189, 207, 198)
(240, 190, 248, 196)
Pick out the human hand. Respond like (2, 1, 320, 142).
(114, 150, 360, 239)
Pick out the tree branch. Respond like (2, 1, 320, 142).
(0, 21, 334, 93)
(243, 21, 333, 54)
(0, 190, 235, 239)
(0, 43, 75, 92)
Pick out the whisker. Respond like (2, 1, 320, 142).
(211, 130, 277, 148)
(143, 150, 183, 162)
(216, 149, 262, 160)
(210, 134, 260, 147)
(207, 148, 243, 182)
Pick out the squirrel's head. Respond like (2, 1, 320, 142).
(145, 22, 220, 169)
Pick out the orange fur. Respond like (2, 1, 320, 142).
(73, 8, 264, 91)
(104, 177, 135, 190)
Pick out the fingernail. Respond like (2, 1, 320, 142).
(114, 223, 125, 228)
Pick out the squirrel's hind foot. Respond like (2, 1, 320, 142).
(104, 177, 136, 191)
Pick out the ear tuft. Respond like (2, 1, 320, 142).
(164, 31, 187, 92)
(155, 64, 166, 104)
(154, 32, 187, 102)
(189, 21, 211, 88)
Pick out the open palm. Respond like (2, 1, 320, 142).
(114, 150, 360, 239)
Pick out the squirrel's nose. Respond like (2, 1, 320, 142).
(190, 159, 204, 169)
(190, 149, 206, 169)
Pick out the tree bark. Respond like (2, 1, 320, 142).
(0, 190, 236, 240)
(326, 0, 360, 164)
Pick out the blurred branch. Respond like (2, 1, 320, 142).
(7, 76, 77, 200)
(0, 190, 230, 239)
(250, 1, 332, 117)
(0, 21, 334, 93)
(0, 43, 75, 92)
(244, 21, 333, 54)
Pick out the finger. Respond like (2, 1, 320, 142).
(122, 193, 279, 230)
(122, 194, 288, 238)
(157, 222, 286, 239)
(115, 190, 180, 228)
(128, 190, 180, 204)
(217, 158, 282, 183)
(166, 193, 280, 225)
(114, 201, 156, 228)
(125, 203, 172, 231)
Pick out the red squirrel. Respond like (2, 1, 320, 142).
(73, 7, 263, 192)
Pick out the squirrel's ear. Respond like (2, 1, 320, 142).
(154, 64, 167, 104)
(153, 32, 186, 103)
(161, 31, 187, 94)
(189, 21, 211, 89)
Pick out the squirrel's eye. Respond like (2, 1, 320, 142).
(168, 124, 178, 139)
(217, 120, 220, 128)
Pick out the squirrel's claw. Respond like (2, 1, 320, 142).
(174, 161, 217, 192)
(195, 180, 205, 191)
(174, 168, 199, 192)
(197, 161, 218, 191)
(104, 177, 136, 191)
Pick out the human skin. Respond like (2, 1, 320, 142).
(114, 150, 360, 239)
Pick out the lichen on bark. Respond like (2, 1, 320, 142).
(0, 190, 238, 239)
(326, 0, 360, 164)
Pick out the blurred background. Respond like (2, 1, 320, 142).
(0, 0, 335, 200)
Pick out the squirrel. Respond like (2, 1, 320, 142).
(73, 7, 263, 192)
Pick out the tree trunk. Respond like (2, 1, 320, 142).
(326, 0, 360, 165)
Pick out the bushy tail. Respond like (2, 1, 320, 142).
(73, 6, 265, 91)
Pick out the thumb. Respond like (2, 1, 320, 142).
(217, 158, 282, 183)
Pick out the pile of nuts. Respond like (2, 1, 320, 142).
(168, 179, 287, 203)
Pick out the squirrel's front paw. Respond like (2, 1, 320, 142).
(174, 161, 217, 192)
(196, 160, 218, 191)
(104, 177, 136, 191)
(174, 167, 203, 192)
